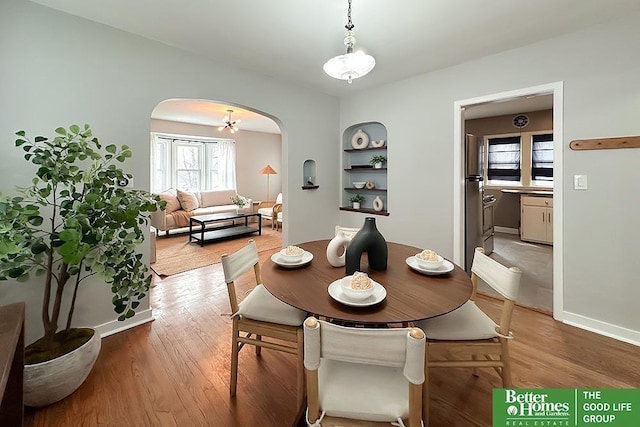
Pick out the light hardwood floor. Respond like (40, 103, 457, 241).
(25, 246, 639, 426)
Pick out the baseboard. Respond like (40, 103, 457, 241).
(94, 308, 155, 338)
(495, 226, 519, 235)
(562, 311, 640, 347)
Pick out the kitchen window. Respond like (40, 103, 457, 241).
(484, 131, 553, 187)
(486, 136, 521, 182)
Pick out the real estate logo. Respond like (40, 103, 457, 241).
(493, 388, 640, 427)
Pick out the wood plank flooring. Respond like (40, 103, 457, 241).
(24, 246, 640, 426)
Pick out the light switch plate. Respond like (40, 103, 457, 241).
(574, 174, 588, 190)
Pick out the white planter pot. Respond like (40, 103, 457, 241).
(374, 162, 383, 169)
(352, 202, 360, 209)
(24, 328, 101, 407)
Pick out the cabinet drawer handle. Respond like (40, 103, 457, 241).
(542, 212, 545, 222)
(548, 212, 551, 223)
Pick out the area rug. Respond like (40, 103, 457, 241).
(151, 227, 282, 276)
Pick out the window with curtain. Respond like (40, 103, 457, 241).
(151, 134, 236, 193)
(531, 133, 554, 181)
(487, 136, 521, 182)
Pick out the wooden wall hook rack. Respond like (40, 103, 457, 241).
(569, 136, 640, 150)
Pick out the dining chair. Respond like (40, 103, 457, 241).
(416, 247, 521, 422)
(304, 317, 426, 427)
(221, 240, 307, 408)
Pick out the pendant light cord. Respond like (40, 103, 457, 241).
(345, 0, 354, 30)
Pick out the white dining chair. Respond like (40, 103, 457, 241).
(416, 247, 522, 422)
(221, 240, 307, 408)
(304, 317, 426, 427)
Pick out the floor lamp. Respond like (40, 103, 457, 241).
(258, 165, 277, 201)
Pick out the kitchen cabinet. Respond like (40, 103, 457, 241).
(521, 196, 553, 244)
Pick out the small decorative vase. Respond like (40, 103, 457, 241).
(351, 129, 369, 149)
(326, 228, 357, 267)
(345, 217, 388, 275)
(373, 196, 384, 212)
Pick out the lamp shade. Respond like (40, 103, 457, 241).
(259, 165, 278, 175)
(323, 51, 375, 83)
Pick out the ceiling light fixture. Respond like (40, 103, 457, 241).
(218, 109, 240, 134)
(323, 0, 375, 84)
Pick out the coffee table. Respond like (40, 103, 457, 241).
(189, 212, 261, 247)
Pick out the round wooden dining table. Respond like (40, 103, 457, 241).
(261, 240, 473, 325)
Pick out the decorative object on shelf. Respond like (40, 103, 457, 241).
(323, 0, 375, 84)
(365, 180, 375, 189)
(345, 217, 388, 275)
(351, 129, 369, 149)
(0, 125, 164, 407)
(373, 196, 384, 212)
(258, 164, 278, 200)
(218, 109, 240, 133)
(371, 139, 386, 148)
(326, 226, 360, 267)
(350, 194, 365, 209)
(370, 154, 387, 168)
(352, 181, 366, 189)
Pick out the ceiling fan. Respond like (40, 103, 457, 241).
(218, 109, 240, 134)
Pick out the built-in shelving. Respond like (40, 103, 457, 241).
(342, 122, 389, 215)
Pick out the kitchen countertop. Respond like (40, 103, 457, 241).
(501, 189, 553, 196)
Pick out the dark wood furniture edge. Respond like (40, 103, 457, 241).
(0, 302, 25, 426)
(339, 207, 390, 216)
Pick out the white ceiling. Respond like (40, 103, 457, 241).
(29, 0, 639, 129)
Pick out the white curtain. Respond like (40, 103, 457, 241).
(218, 140, 237, 190)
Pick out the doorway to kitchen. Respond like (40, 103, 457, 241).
(452, 82, 564, 320)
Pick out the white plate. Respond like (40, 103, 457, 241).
(271, 251, 313, 268)
(405, 256, 455, 275)
(327, 279, 387, 307)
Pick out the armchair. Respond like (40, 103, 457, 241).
(257, 192, 282, 230)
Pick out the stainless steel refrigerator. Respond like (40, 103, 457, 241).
(465, 134, 484, 272)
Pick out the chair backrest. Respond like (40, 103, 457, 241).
(221, 240, 260, 314)
(275, 192, 283, 204)
(304, 318, 425, 385)
(471, 247, 522, 301)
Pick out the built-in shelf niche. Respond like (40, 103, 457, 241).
(302, 159, 319, 190)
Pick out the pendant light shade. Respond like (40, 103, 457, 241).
(324, 0, 375, 84)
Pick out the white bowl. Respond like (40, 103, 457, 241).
(416, 254, 444, 269)
(340, 275, 375, 301)
(279, 248, 304, 263)
(352, 182, 366, 189)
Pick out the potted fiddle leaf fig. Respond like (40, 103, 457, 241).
(0, 124, 165, 406)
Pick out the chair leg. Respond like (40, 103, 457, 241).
(501, 339, 513, 387)
(423, 346, 430, 426)
(230, 320, 240, 397)
(296, 327, 305, 409)
(255, 335, 262, 355)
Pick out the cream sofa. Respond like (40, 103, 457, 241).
(151, 188, 252, 235)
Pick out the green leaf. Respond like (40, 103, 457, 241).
(70, 124, 80, 134)
(55, 127, 67, 135)
(34, 136, 47, 142)
(16, 130, 26, 137)
(105, 144, 117, 154)
(15, 138, 26, 147)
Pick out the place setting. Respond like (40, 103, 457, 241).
(406, 248, 454, 276)
(327, 271, 387, 307)
(271, 245, 313, 268)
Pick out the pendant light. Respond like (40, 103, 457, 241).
(323, 0, 375, 84)
(218, 109, 240, 134)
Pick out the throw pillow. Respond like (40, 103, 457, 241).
(177, 189, 199, 212)
(159, 190, 181, 214)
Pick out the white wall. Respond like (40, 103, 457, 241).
(150, 119, 282, 202)
(339, 16, 640, 343)
(0, 0, 339, 343)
